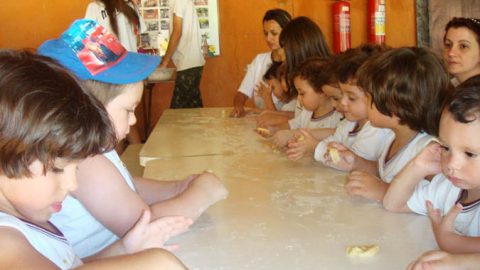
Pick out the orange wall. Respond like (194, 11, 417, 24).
(0, 0, 416, 132)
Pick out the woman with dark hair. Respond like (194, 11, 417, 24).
(230, 9, 292, 117)
(443, 17, 480, 85)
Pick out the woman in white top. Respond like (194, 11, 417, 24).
(230, 9, 291, 117)
(443, 17, 480, 85)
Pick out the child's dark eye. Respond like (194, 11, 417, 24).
(440, 145, 450, 152)
(51, 167, 64, 173)
(465, 152, 477, 158)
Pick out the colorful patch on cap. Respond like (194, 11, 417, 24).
(61, 19, 127, 75)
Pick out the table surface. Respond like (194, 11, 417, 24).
(139, 107, 273, 166)
(142, 108, 438, 270)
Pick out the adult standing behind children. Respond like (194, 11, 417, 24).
(443, 17, 480, 85)
(230, 9, 292, 117)
(159, 0, 205, 108)
(85, 0, 146, 146)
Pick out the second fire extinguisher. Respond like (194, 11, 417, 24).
(368, 0, 386, 44)
(332, 0, 351, 53)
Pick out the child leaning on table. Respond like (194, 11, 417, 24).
(38, 19, 228, 258)
(0, 50, 187, 270)
(333, 47, 450, 202)
(384, 75, 480, 254)
(264, 58, 343, 156)
(315, 44, 393, 167)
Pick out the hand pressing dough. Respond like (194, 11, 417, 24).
(297, 134, 305, 142)
(329, 148, 341, 164)
(346, 245, 379, 257)
(256, 127, 271, 136)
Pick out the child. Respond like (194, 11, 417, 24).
(265, 58, 342, 158)
(408, 250, 480, 270)
(384, 75, 480, 253)
(255, 63, 296, 113)
(38, 19, 228, 258)
(0, 50, 187, 269)
(315, 45, 392, 167)
(332, 47, 451, 201)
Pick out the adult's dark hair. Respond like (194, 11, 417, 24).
(263, 9, 292, 29)
(357, 47, 451, 136)
(445, 74, 480, 123)
(279, 16, 332, 96)
(0, 50, 116, 178)
(98, 0, 140, 37)
(444, 17, 480, 45)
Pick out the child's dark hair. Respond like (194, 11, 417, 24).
(445, 74, 480, 123)
(0, 50, 116, 178)
(357, 47, 451, 136)
(263, 9, 292, 29)
(292, 57, 335, 94)
(335, 43, 389, 83)
(263, 62, 281, 81)
(444, 17, 480, 45)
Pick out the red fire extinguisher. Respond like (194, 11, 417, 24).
(368, 0, 386, 44)
(332, 0, 351, 53)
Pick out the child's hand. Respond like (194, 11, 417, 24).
(286, 129, 318, 160)
(254, 81, 272, 101)
(411, 142, 443, 177)
(257, 111, 288, 127)
(122, 210, 192, 253)
(272, 129, 296, 149)
(426, 200, 462, 249)
(323, 142, 356, 171)
(407, 250, 459, 270)
(344, 171, 388, 201)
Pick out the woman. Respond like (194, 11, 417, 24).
(443, 17, 480, 85)
(230, 9, 291, 117)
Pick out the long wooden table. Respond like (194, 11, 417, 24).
(141, 108, 437, 270)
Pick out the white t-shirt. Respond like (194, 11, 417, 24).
(51, 150, 136, 258)
(85, 0, 145, 52)
(169, 0, 205, 71)
(0, 213, 82, 269)
(288, 109, 342, 130)
(408, 174, 480, 237)
(280, 98, 297, 112)
(237, 52, 282, 109)
(314, 120, 393, 163)
(379, 132, 434, 183)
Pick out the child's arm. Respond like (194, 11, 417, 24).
(285, 129, 319, 160)
(407, 250, 480, 270)
(0, 227, 186, 270)
(256, 111, 292, 128)
(383, 143, 442, 212)
(344, 171, 389, 201)
(307, 128, 336, 141)
(323, 142, 378, 174)
(426, 202, 480, 253)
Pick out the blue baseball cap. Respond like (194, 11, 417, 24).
(38, 19, 160, 84)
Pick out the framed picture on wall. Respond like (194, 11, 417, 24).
(138, 0, 220, 56)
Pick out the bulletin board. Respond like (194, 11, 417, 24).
(138, 0, 220, 57)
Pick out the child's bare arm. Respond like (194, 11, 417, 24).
(383, 143, 442, 212)
(307, 128, 335, 141)
(407, 250, 480, 270)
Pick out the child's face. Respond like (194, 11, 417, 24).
(105, 81, 143, 141)
(322, 84, 345, 114)
(339, 81, 368, 122)
(294, 77, 327, 112)
(438, 110, 480, 190)
(268, 78, 285, 102)
(443, 27, 480, 82)
(365, 94, 395, 128)
(0, 159, 78, 223)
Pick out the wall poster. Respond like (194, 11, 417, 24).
(139, 0, 220, 57)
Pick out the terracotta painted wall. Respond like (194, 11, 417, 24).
(0, 0, 416, 134)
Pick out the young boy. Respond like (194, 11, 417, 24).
(0, 50, 187, 269)
(384, 75, 480, 253)
(314, 45, 392, 166)
(330, 47, 451, 201)
(38, 19, 227, 258)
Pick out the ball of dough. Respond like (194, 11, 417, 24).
(346, 245, 379, 257)
(329, 148, 341, 164)
(256, 127, 271, 136)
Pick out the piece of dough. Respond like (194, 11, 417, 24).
(256, 127, 271, 136)
(346, 245, 379, 257)
(329, 148, 341, 164)
(297, 134, 305, 142)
